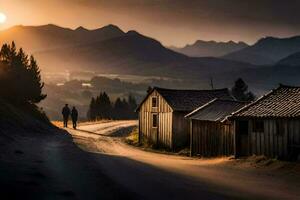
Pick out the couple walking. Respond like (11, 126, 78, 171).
(62, 104, 78, 129)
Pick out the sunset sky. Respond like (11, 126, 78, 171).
(0, 0, 299, 46)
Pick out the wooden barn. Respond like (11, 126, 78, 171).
(185, 99, 247, 157)
(230, 85, 300, 160)
(136, 87, 232, 150)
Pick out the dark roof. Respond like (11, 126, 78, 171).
(185, 99, 248, 122)
(231, 84, 300, 118)
(136, 87, 233, 112)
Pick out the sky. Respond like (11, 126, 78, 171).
(0, 0, 299, 46)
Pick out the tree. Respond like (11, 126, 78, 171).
(0, 42, 46, 105)
(121, 98, 130, 119)
(99, 92, 112, 119)
(128, 94, 138, 119)
(0, 44, 11, 63)
(87, 93, 138, 120)
(147, 86, 153, 93)
(27, 55, 47, 103)
(87, 97, 97, 120)
(231, 78, 255, 101)
(113, 97, 124, 119)
(88, 92, 113, 120)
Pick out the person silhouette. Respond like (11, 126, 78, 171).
(62, 104, 70, 128)
(71, 106, 78, 129)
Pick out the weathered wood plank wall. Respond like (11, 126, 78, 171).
(190, 120, 234, 157)
(139, 90, 173, 148)
(172, 112, 189, 149)
(241, 119, 300, 159)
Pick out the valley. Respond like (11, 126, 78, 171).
(2, 24, 300, 121)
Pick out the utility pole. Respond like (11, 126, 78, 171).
(210, 77, 214, 89)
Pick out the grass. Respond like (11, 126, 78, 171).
(125, 127, 139, 146)
(124, 128, 189, 156)
(0, 98, 51, 131)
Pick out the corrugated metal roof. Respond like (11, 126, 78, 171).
(185, 99, 247, 122)
(154, 87, 233, 112)
(232, 84, 300, 118)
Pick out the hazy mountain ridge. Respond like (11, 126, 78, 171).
(277, 51, 300, 66)
(2, 24, 300, 94)
(0, 24, 125, 53)
(33, 27, 255, 78)
(171, 40, 248, 57)
(223, 36, 300, 65)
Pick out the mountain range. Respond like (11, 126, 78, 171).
(1, 24, 300, 91)
(223, 36, 300, 65)
(0, 24, 124, 53)
(171, 40, 248, 57)
(277, 51, 300, 66)
(0, 24, 255, 79)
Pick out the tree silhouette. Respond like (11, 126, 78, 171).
(87, 97, 97, 120)
(0, 42, 46, 105)
(128, 94, 138, 119)
(27, 55, 47, 103)
(113, 97, 124, 119)
(99, 92, 112, 119)
(147, 86, 153, 93)
(231, 78, 255, 101)
(87, 92, 138, 120)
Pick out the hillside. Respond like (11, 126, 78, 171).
(0, 24, 125, 53)
(217, 64, 300, 95)
(0, 99, 51, 132)
(0, 24, 255, 79)
(171, 40, 248, 57)
(223, 36, 300, 65)
(277, 52, 300, 66)
(34, 30, 255, 78)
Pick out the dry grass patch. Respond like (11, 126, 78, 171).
(125, 127, 139, 146)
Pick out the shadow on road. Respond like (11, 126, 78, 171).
(1, 126, 297, 200)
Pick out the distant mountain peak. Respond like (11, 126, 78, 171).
(126, 30, 140, 36)
(0, 23, 126, 53)
(171, 39, 248, 57)
(223, 35, 300, 65)
(192, 40, 247, 46)
(37, 24, 72, 31)
(97, 24, 124, 33)
(103, 24, 120, 29)
(75, 26, 88, 32)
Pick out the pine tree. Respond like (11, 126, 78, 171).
(113, 97, 123, 119)
(122, 98, 130, 119)
(231, 78, 255, 101)
(100, 92, 112, 119)
(0, 44, 10, 63)
(128, 94, 138, 119)
(88, 93, 138, 120)
(147, 86, 153, 93)
(0, 42, 46, 105)
(88, 97, 97, 120)
(27, 55, 46, 103)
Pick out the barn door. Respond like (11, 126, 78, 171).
(236, 120, 249, 157)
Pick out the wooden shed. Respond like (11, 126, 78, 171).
(230, 85, 300, 160)
(185, 99, 247, 157)
(136, 87, 232, 150)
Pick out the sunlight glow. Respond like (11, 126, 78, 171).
(0, 12, 7, 24)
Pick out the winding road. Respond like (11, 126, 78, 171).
(67, 120, 300, 200)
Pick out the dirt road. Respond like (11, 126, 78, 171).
(69, 121, 300, 200)
(0, 123, 135, 200)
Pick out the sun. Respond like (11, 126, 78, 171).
(0, 12, 7, 24)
